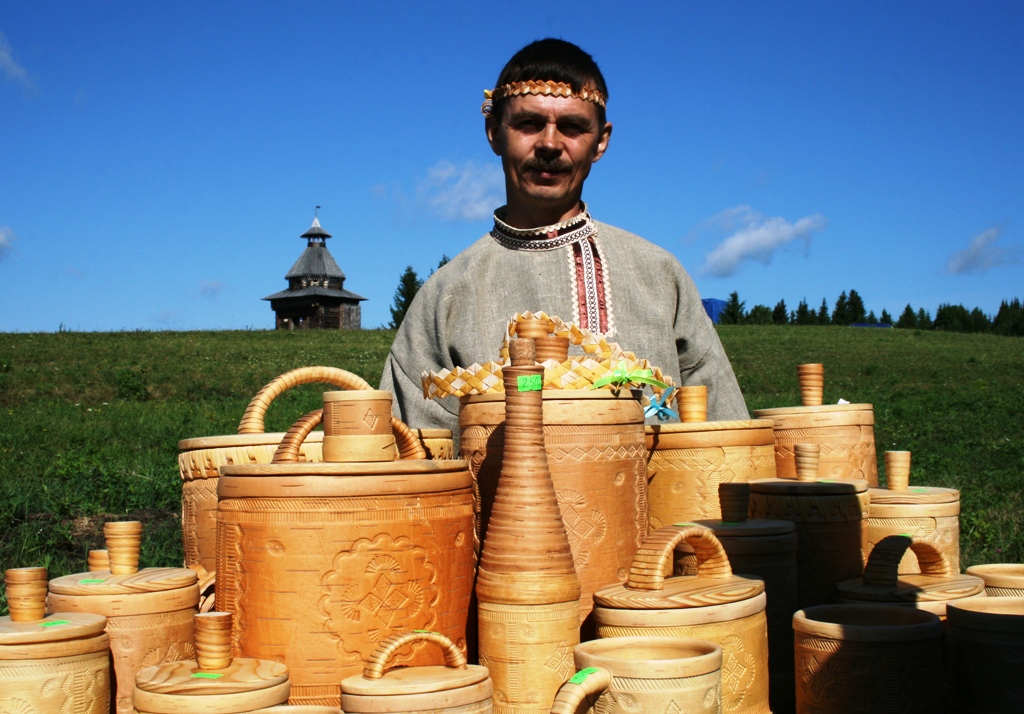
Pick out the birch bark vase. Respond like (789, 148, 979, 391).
(476, 341, 582, 714)
(964, 564, 1024, 597)
(133, 612, 290, 714)
(593, 525, 769, 714)
(836, 535, 984, 619)
(749, 477, 870, 610)
(674, 484, 797, 714)
(550, 637, 723, 714)
(178, 366, 375, 572)
(1, 567, 111, 714)
(946, 597, 1024, 714)
(216, 401, 473, 708)
(793, 604, 943, 713)
(46, 525, 200, 714)
(342, 630, 493, 714)
(752, 364, 877, 485)
(867, 451, 961, 574)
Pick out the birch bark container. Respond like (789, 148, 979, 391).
(550, 637, 723, 714)
(2, 567, 111, 714)
(964, 564, 1024, 597)
(793, 604, 943, 713)
(946, 597, 1024, 714)
(47, 526, 199, 714)
(216, 402, 473, 708)
(341, 631, 492, 714)
(593, 525, 769, 714)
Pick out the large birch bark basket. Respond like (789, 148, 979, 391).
(793, 604, 943, 713)
(550, 637, 723, 714)
(836, 535, 984, 619)
(461, 388, 646, 625)
(593, 525, 769, 714)
(867, 451, 961, 573)
(964, 564, 1024, 597)
(945, 597, 1024, 714)
(674, 484, 797, 714)
(46, 526, 199, 714)
(216, 403, 475, 708)
(342, 631, 493, 714)
(749, 477, 870, 610)
(178, 366, 378, 573)
(2, 567, 111, 714)
(645, 405, 776, 526)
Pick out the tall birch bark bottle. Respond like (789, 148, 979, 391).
(476, 338, 581, 714)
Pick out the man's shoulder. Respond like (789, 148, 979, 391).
(419, 233, 496, 291)
(593, 220, 687, 270)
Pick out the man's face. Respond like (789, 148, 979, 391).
(487, 93, 612, 211)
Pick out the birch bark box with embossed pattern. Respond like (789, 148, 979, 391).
(215, 391, 476, 708)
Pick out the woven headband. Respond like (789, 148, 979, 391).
(481, 80, 607, 117)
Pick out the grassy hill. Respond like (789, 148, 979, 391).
(1, 326, 1021, 608)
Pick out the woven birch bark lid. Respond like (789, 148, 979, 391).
(751, 403, 874, 430)
(177, 431, 324, 451)
(682, 518, 796, 538)
(594, 525, 764, 610)
(749, 478, 868, 495)
(135, 657, 289, 695)
(837, 536, 984, 603)
(645, 418, 775, 450)
(0, 611, 107, 650)
(341, 632, 492, 712)
(49, 567, 197, 596)
(868, 486, 959, 504)
(946, 597, 1024, 633)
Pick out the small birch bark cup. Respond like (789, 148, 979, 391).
(794, 444, 821, 482)
(104, 520, 143, 575)
(797, 363, 824, 407)
(885, 451, 911, 491)
(679, 385, 708, 423)
(4, 566, 48, 622)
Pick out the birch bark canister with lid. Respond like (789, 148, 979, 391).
(645, 386, 776, 526)
(946, 597, 1024, 713)
(133, 611, 290, 713)
(216, 391, 475, 708)
(836, 535, 984, 620)
(793, 604, 943, 713)
(341, 631, 492, 714)
(178, 366, 377, 572)
(1, 567, 111, 714)
(674, 483, 797, 714)
(753, 363, 878, 486)
(46, 522, 199, 714)
(593, 525, 770, 714)
(867, 450, 961, 573)
(749, 446, 870, 610)
(964, 564, 1024, 597)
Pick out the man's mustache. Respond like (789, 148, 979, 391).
(523, 158, 571, 173)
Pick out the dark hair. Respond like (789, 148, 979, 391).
(490, 38, 608, 126)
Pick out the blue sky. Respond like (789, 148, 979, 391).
(1, 1, 1021, 331)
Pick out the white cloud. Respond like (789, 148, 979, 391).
(417, 160, 504, 222)
(698, 205, 827, 277)
(0, 32, 34, 89)
(200, 280, 223, 298)
(947, 227, 1022, 275)
(0, 225, 14, 262)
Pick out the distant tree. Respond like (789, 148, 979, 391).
(719, 291, 746, 325)
(747, 304, 773, 325)
(817, 298, 831, 325)
(389, 266, 423, 329)
(969, 307, 992, 333)
(880, 309, 893, 325)
(832, 291, 849, 325)
(896, 304, 917, 329)
(916, 307, 933, 330)
(934, 304, 972, 333)
(772, 300, 789, 325)
(993, 298, 1024, 336)
(794, 299, 814, 326)
(847, 290, 867, 324)
(866, 310, 878, 324)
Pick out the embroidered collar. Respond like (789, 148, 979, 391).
(491, 203, 596, 251)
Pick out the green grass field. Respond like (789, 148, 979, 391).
(1, 326, 1021, 612)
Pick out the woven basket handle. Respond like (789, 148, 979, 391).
(863, 535, 952, 588)
(361, 631, 466, 680)
(550, 667, 613, 714)
(272, 409, 426, 463)
(626, 525, 732, 591)
(238, 366, 374, 434)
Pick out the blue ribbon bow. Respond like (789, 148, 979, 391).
(644, 386, 678, 422)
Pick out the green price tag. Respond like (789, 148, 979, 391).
(517, 374, 543, 392)
(192, 673, 224, 679)
(569, 667, 600, 685)
(672, 522, 697, 527)
(820, 479, 835, 483)
(80, 579, 106, 584)
(41, 620, 71, 627)
(912, 488, 928, 492)
(413, 630, 438, 634)
(899, 533, 914, 538)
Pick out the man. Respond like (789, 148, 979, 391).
(381, 38, 747, 431)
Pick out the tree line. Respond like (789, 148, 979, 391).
(718, 291, 1024, 337)
(388, 256, 450, 329)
